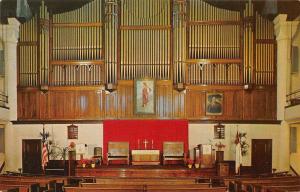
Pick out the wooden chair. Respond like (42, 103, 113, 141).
(106, 142, 130, 165)
(162, 142, 185, 165)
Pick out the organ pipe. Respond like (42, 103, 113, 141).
(17, 0, 276, 88)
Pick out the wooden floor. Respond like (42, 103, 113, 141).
(75, 165, 217, 178)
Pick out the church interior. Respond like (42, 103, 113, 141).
(0, 0, 300, 191)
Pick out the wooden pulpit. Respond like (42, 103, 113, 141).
(199, 144, 215, 168)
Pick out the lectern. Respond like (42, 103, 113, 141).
(198, 144, 215, 168)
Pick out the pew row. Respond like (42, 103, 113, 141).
(64, 186, 227, 192)
(94, 178, 199, 185)
(0, 185, 19, 192)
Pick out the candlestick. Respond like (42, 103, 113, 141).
(143, 139, 148, 149)
(151, 139, 154, 149)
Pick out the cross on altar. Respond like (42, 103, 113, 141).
(143, 139, 149, 149)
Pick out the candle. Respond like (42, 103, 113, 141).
(138, 139, 140, 149)
(151, 139, 154, 149)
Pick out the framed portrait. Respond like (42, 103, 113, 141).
(206, 92, 223, 115)
(134, 78, 155, 114)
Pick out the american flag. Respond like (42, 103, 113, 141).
(42, 143, 48, 170)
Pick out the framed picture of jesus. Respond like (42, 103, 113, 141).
(134, 78, 155, 114)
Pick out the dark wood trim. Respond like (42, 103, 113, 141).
(13, 120, 103, 124)
(49, 11, 53, 86)
(17, 85, 104, 91)
(189, 120, 281, 124)
(18, 42, 38, 46)
(239, 10, 244, 85)
(12, 119, 281, 125)
(50, 60, 104, 65)
(117, 0, 121, 82)
(120, 25, 172, 30)
(52, 22, 103, 27)
(170, 0, 174, 83)
(188, 20, 242, 26)
(256, 39, 276, 44)
(186, 59, 242, 64)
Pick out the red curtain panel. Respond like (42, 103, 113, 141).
(103, 120, 188, 162)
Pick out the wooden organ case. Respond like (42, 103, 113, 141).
(17, 0, 277, 122)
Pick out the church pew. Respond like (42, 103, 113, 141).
(264, 185, 300, 192)
(0, 175, 57, 192)
(252, 180, 300, 192)
(68, 176, 96, 185)
(0, 184, 30, 192)
(81, 183, 211, 188)
(0, 185, 19, 192)
(147, 187, 227, 192)
(95, 177, 198, 185)
(233, 176, 300, 192)
(64, 186, 144, 192)
(64, 186, 227, 192)
(0, 180, 39, 192)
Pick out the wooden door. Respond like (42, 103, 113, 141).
(251, 139, 272, 174)
(22, 139, 42, 174)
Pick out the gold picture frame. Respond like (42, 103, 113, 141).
(134, 78, 155, 114)
(206, 92, 223, 115)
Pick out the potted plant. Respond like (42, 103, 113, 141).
(215, 141, 226, 151)
(187, 159, 194, 168)
(215, 141, 226, 162)
(79, 159, 89, 168)
(194, 159, 200, 168)
(90, 159, 96, 168)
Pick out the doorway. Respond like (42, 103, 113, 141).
(251, 139, 272, 174)
(22, 139, 42, 174)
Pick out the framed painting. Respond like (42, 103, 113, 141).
(134, 78, 155, 114)
(206, 92, 223, 115)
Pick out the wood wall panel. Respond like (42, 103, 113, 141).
(156, 81, 173, 119)
(242, 91, 253, 120)
(17, 81, 277, 122)
(172, 90, 186, 119)
(117, 81, 134, 119)
(17, 89, 40, 120)
(223, 90, 243, 120)
(105, 91, 118, 119)
(186, 89, 206, 119)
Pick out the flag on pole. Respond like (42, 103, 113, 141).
(235, 131, 242, 174)
(42, 143, 48, 170)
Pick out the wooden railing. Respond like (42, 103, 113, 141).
(286, 89, 300, 107)
(0, 92, 8, 109)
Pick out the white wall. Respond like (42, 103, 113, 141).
(5, 123, 103, 172)
(4, 122, 283, 172)
(189, 124, 281, 168)
(291, 24, 300, 92)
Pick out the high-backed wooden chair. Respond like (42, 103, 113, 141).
(107, 142, 130, 165)
(162, 142, 185, 165)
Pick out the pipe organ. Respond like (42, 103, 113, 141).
(17, 0, 277, 121)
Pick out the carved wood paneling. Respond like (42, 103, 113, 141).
(17, 81, 276, 121)
(172, 90, 186, 119)
(17, 89, 40, 120)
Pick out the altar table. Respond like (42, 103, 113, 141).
(131, 150, 160, 165)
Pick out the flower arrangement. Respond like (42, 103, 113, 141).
(215, 141, 226, 151)
(194, 159, 200, 168)
(235, 132, 249, 156)
(187, 158, 194, 165)
(79, 159, 90, 167)
(187, 158, 194, 168)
